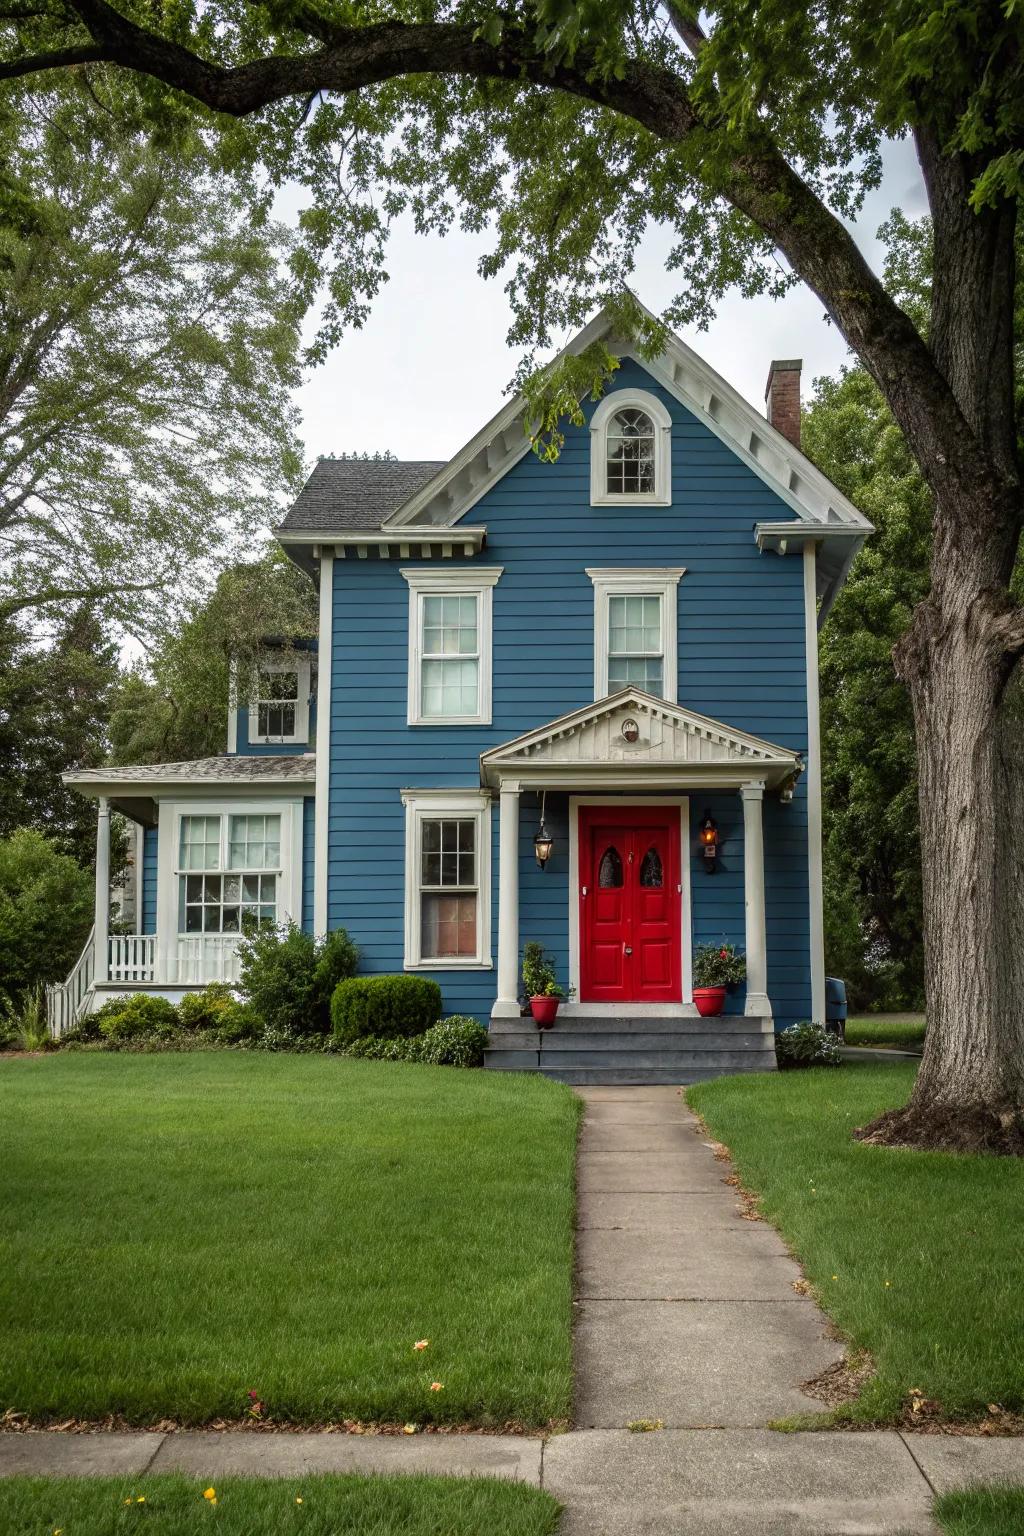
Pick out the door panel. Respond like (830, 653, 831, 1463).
(579, 807, 681, 1003)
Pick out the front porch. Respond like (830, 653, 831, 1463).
(49, 754, 316, 1034)
(478, 690, 812, 1082)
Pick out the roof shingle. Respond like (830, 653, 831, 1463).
(65, 755, 316, 786)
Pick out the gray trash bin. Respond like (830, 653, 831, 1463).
(825, 976, 847, 1040)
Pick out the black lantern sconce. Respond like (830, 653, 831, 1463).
(534, 790, 554, 870)
(698, 810, 720, 874)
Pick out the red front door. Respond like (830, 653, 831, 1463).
(579, 806, 681, 1003)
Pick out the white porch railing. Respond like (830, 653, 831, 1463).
(176, 935, 242, 985)
(108, 933, 157, 984)
(46, 926, 95, 1038)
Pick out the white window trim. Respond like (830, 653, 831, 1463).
(587, 568, 685, 703)
(589, 389, 673, 507)
(249, 653, 312, 745)
(401, 567, 502, 726)
(155, 799, 304, 983)
(400, 789, 493, 970)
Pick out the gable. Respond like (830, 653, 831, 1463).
(480, 690, 802, 790)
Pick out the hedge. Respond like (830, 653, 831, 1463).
(331, 975, 442, 1046)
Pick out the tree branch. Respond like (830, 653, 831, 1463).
(2, 0, 1004, 522)
(0, 577, 165, 620)
(0, 44, 107, 80)
(662, 2, 706, 57)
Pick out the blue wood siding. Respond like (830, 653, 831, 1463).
(141, 825, 158, 935)
(302, 796, 315, 934)
(325, 358, 811, 1028)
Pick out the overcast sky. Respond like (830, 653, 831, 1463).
(290, 135, 928, 466)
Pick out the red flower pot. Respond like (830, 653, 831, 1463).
(693, 986, 727, 1018)
(530, 996, 560, 1028)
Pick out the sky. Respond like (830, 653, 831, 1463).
(290, 135, 928, 466)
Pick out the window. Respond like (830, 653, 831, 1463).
(608, 593, 664, 694)
(587, 568, 684, 702)
(402, 568, 503, 725)
(248, 654, 311, 744)
(177, 812, 280, 934)
(606, 408, 655, 495)
(401, 790, 492, 968)
(589, 389, 672, 506)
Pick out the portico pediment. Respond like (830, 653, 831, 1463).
(480, 690, 802, 791)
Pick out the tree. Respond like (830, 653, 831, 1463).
(109, 552, 318, 764)
(0, 604, 123, 868)
(0, 827, 93, 1010)
(6, 3, 1021, 1148)
(0, 75, 303, 636)
(804, 366, 928, 1012)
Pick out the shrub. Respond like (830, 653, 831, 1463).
(419, 1016, 489, 1068)
(0, 828, 93, 1011)
(522, 941, 563, 998)
(94, 993, 180, 1042)
(331, 975, 442, 1046)
(178, 984, 261, 1043)
(693, 942, 746, 988)
(775, 1021, 843, 1070)
(345, 1033, 424, 1062)
(237, 922, 359, 1039)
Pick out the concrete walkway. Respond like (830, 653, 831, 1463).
(2, 1084, 1022, 1533)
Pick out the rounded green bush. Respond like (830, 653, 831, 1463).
(94, 993, 179, 1041)
(775, 1020, 842, 1069)
(237, 922, 359, 1038)
(331, 975, 442, 1046)
(419, 1016, 489, 1068)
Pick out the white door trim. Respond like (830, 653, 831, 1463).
(567, 794, 694, 1015)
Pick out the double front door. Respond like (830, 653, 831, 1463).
(579, 805, 681, 1003)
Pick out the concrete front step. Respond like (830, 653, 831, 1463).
(486, 1047, 776, 1075)
(488, 1013, 771, 1037)
(542, 1066, 737, 1085)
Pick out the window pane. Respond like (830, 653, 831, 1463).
(640, 847, 664, 888)
(229, 815, 281, 870)
(422, 820, 475, 888)
(420, 893, 477, 958)
(608, 655, 663, 694)
(606, 408, 655, 495)
(421, 657, 479, 717)
(422, 593, 478, 658)
(598, 847, 623, 888)
(179, 816, 220, 871)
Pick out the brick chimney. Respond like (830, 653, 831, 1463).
(764, 359, 802, 448)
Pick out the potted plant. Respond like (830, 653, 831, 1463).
(692, 942, 746, 1017)
(522, 941, 564, 1028)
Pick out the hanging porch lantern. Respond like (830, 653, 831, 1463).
(534, 790, 554, 869)
(698, 811, 719, 873)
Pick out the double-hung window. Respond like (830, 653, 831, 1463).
(587, 568, 684, 703)
(249, 654, 311, 744)
(177, 812, 280, 934)
(401, 791, 492, 968)
(402, 568, 502, 725)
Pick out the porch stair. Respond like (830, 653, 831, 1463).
(484, 1012, 776, 1085)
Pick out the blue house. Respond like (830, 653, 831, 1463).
(56, 308, 871, 1081)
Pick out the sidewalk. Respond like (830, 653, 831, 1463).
(2, 1085, 1022, 1534)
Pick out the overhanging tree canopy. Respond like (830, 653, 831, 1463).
(3, 1, 1022, 1149)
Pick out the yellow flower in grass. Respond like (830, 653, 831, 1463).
(429, 1382, 444, 1392)
(203, 1486, 217, 1506)
(413, 1339, 429, 1351)
(295, 1496, 304, 1504)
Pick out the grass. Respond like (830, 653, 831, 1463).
(687, 1064, 1024, 1423)
(0, 1473, 561, 1536)
(0, 1054, 580, 1427)
(935, 1486, 1024, 1536)
(844, 1014, 927, 1049)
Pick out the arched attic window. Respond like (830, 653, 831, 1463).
(589, 389, 672, 507)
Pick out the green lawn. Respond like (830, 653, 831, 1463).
(0, 1054, 580, 1427)
(844, 1014, 927, 1049)
(688, 1064, 1024, 1423)
(935, 1486, 1024, 1536)
(0, 1474, 561, 1536)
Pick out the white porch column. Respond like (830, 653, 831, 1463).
(740, 781, 771, 1019)
(94, 796, 111, 985)
(492, 782, 521, 1019)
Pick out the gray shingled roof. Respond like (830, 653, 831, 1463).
(277, 459, 445, 532)
(65, 755, 316, 786)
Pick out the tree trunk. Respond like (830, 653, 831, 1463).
(859, 566, 1024, 1152)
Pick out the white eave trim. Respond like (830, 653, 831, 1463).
(275, 527, 487, 557)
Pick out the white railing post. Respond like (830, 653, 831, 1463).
(95, 797, 111, 985)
